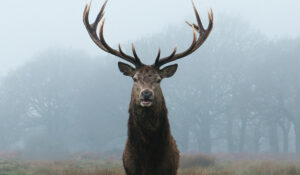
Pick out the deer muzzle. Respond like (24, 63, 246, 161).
(140, 89, 154, 107)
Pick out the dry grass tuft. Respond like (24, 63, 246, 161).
(178, 168, 231, 175)
(180, 153, 216, 168)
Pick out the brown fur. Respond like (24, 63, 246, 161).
(122, 66, 180, 175)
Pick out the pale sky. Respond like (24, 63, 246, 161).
(0, 0, 299, 74)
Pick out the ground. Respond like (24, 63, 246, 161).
(0, 153, 300, 175)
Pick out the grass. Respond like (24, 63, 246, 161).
(0, 153, 300, 175)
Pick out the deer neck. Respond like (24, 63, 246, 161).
(128, 97, 170, 143)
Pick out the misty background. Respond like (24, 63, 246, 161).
(0, 0, 300, 159)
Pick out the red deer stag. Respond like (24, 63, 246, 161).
(83, 0, 213, 174)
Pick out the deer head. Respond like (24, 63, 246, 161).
(83, 0, 213, 108)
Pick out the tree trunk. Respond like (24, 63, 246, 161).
(226, 116, 234, 152)
(238, 117, 246, 152)
(269, 122, 279, 153)
(283, 130, 289, 152)
(253, 123, 261, 152)
(178, 128, 190, 152)
(295, 123, 300, 154)
(196, 117, 212, 153)
(278, 121, 290, 152)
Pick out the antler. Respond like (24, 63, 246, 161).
(154, 1, 213, 68)
(83, 0, 143, 67)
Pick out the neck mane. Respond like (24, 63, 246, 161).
(128, 97, 171, 148)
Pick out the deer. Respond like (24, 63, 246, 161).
(83, 0, 213, 175)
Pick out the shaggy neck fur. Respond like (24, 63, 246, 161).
(128, 95, 171, 151)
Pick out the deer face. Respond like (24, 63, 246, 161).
(118, 62, 177, 108)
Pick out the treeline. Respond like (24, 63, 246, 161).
(0, 16, 300, 158)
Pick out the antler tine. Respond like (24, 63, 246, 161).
(83, 0, 108, 52)
(154, 25, 197, 67)
(131, 44, 142, 65)
(191, 8, 213, 52)
(118, 44, 130, 58)
(186, 21, 200, 32)
(98, 19, 137, 65)
(166, 46, 178, 60)
(192, 1, 205, 34)
(92, 0, 107, 28)
(154, 48, 161, 65)
(83, 0, 142, 67)
(153, 1, 213, 68)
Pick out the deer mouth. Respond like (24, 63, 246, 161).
(140, 98, 153, 107)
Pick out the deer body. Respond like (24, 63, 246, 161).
(121, 66, 179, 175)
(83, 1, 213, 174)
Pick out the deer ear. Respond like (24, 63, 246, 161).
(118, 62, 136, 77)
(159, 64, 178, 78)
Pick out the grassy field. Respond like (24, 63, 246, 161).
(0, 153, 300, 175)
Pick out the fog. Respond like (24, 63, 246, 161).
(0, 0, 300, 160)
(1, 0, 300, 73)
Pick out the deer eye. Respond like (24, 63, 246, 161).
(133, 77, 138, 82)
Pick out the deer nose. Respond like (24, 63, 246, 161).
(141, 90, 153, 99)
